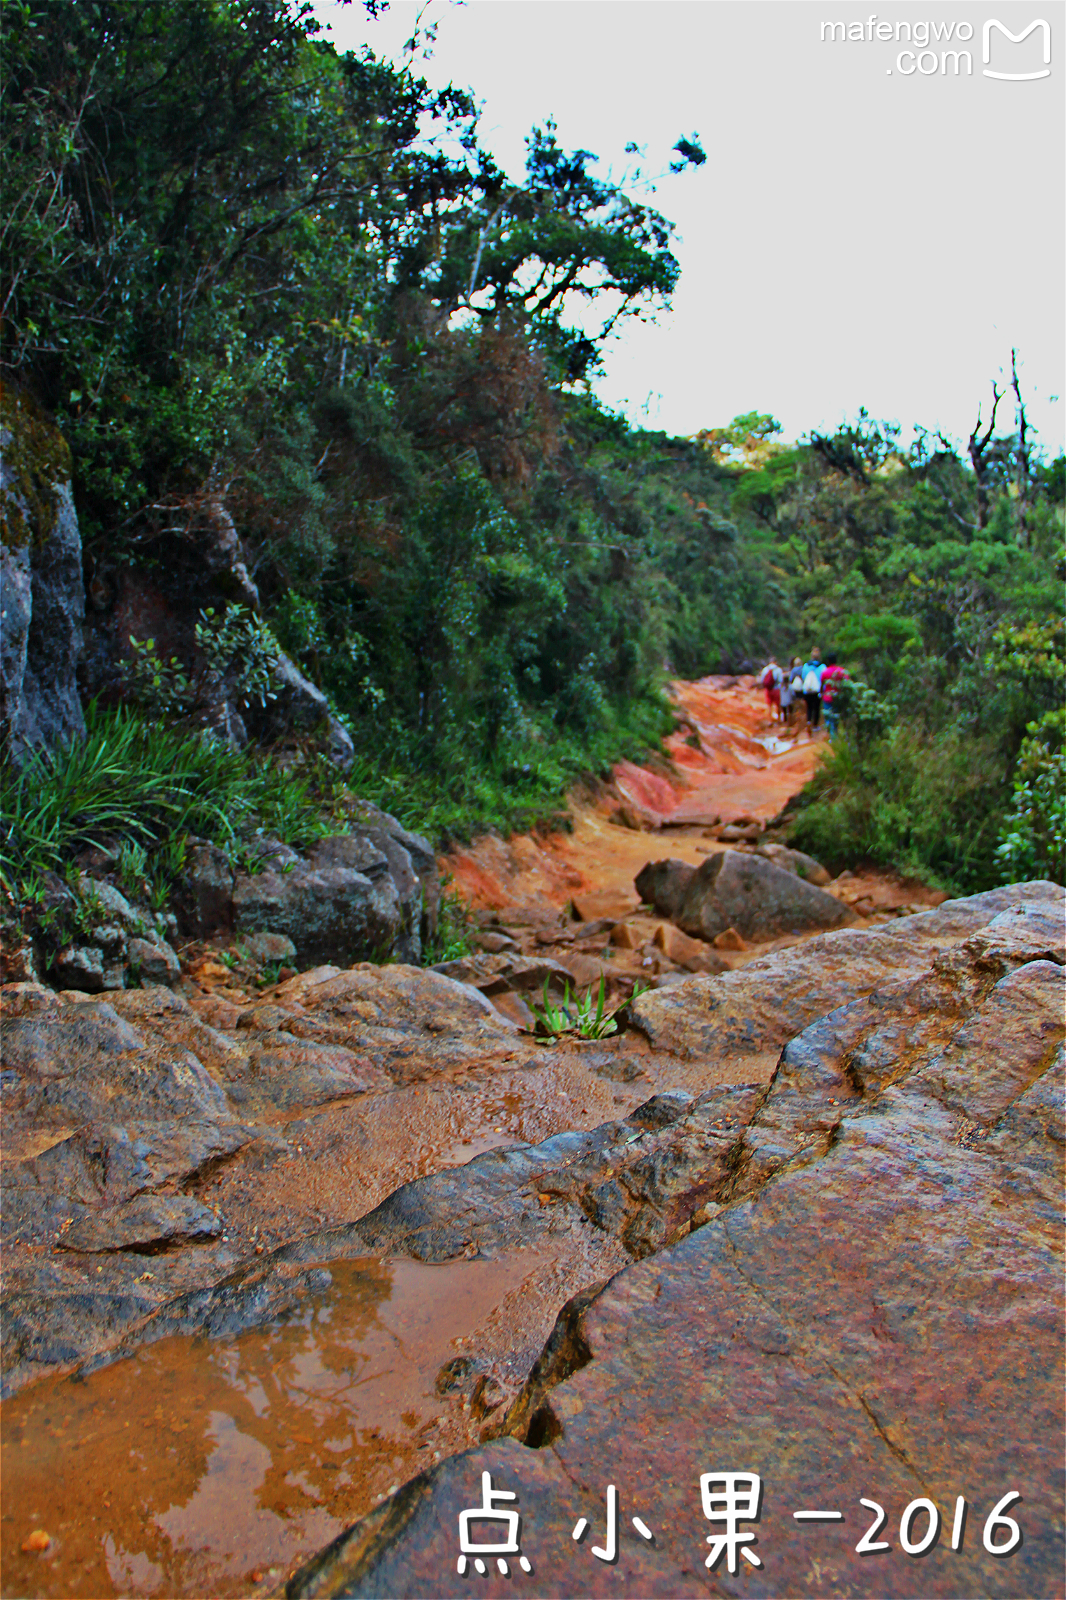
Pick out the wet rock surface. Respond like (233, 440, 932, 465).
(286, 883, 1065, 1600)
(2, 880, 1062, 1600)
(0, 383, 86, 763)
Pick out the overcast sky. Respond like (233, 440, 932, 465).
(312, 0, 1065, 454)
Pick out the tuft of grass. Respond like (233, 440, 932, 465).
(0, 702, 334, 906)
(529, 974, 646, 1042)
(1, 702, 250, 878)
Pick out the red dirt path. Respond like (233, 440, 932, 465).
(442, 679, 824, 914)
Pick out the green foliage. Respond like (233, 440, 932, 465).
(341, 691, 673, 847)
(119, 638, 194, 720)
(529, 973, 646, 1041)
(996, 742, 1065, 884)
(723, 406, 1064, 889)
(0, 702, 328, 896)
(786, 724, 1008, 892)
(119, 606, 282, 720)
(194, 608, 281, 711)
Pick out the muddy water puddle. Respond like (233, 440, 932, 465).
(1, 1252, 563, 1598)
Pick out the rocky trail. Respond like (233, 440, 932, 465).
(2, 682, 1063, 1600)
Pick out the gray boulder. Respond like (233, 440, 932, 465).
(348, 800, 441, 948)
(52, 945, 122, 993)
(251, 652, 355, 770)
(756, 842, 832, 885)
(232, 834, 404, 966)
(178, 816, 440, 967)
(0, 387, 85, 762)
(173, 839, 236, 939)
(51, 878, 183, 993)
(676, 849, 848, 942)
(127, 936, 182, 987)
(634, 858, 697, 919)
(238, 931, 297, 965)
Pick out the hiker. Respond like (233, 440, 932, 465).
(800, 649, 824, 731)
(820, 652, 848, 741)
(781, 656, 797, 720)
(779, 658, 797, 725)
(759, 657, 783, 721)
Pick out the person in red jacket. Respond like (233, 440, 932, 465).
(759, 657, 783, 721)
(820, 652, 849, 741)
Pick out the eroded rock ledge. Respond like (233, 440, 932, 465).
(284, 885, 1064, 1600)
(1, 883, 1062, 1597)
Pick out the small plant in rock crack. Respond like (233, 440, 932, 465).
(256, 960, 285, 987)
(530, 975, 642, 1041)
(218, 949, 239, 970)
(571, 975, 618, 1039)
(530, 976, 574, 1040)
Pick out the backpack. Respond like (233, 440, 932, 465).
(760, 665, 776, 689)
(802, 668, 821, 694)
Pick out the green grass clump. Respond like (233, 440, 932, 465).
(0, 702, 328, 899)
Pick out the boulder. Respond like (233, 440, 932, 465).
(717, 820, 761, 841)
(346, 800, 442, 951)
(173, 839, 235, 939)
(249, 650, 355, 770)
(232, 834, 404, 967)
(126, 935, 181, 987)
(633, 859, 696, 920)
(756, 841, 831, 885)
(652, 923, 727, 974)
(675, 848, 848, 942)
(237, 931, 297, 965)
(46, 877, 181, 994)
(52, 945, 121, 993)
(0, 383, 85, 762)
(178, 812, 439, 964)
(572, 891, 640, 922)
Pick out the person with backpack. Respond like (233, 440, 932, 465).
(800, 649, 825, 730)
(820, 652, 848, 741)
(759, 657, 783, 721)
(779, 657, 798, 725)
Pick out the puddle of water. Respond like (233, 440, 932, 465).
(0, 1256, 537, 1598)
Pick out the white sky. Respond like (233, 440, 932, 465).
(313, 0, 1065, 454)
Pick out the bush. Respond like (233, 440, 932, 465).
(995, 738, 1065, 884)
(785, 723, 1009, 892)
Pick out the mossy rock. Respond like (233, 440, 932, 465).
(0, 379, 73, 551)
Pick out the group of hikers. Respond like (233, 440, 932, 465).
(759, 649, 847, 739)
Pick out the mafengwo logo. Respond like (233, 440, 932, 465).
(983, 18, 1051, 77)
(819, 16, 1053, 80)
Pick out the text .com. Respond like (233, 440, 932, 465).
(820, 16, 1052, 79)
